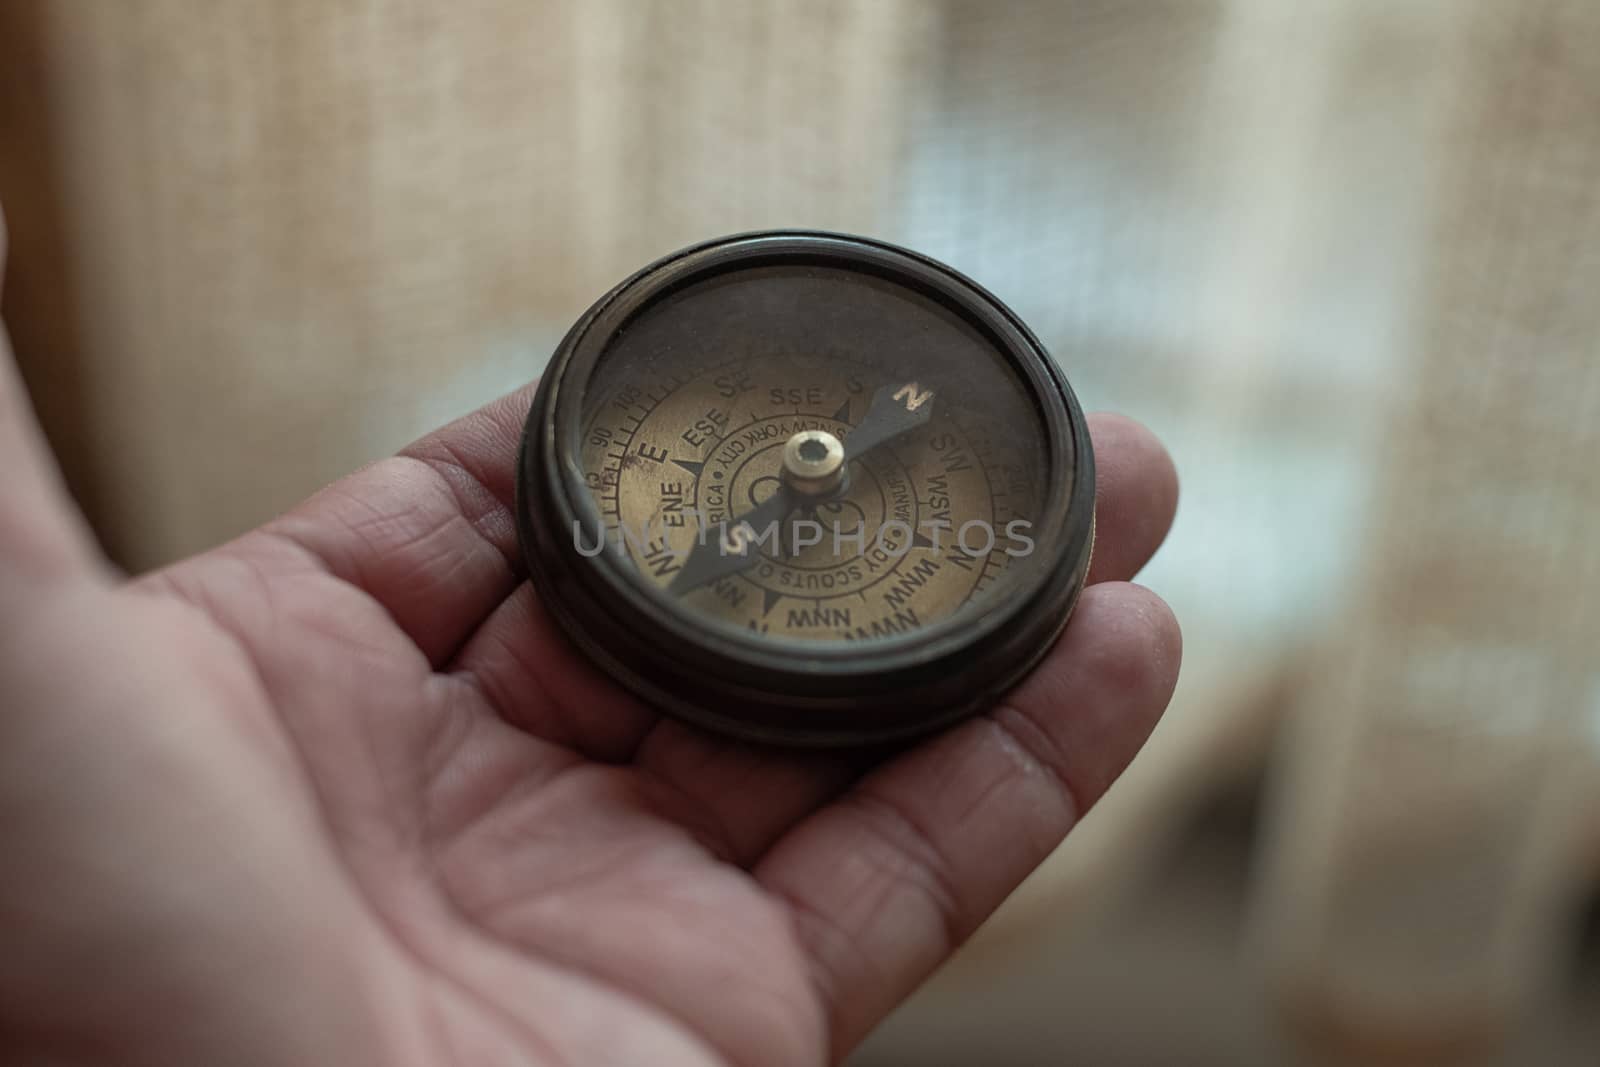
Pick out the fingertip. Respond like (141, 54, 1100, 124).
(1089, 579, 1182, 692)
(999, 581, 1181, 808)
(1084, 412, 1179, 584)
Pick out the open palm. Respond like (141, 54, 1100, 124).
(0, 258, 1179, 1066)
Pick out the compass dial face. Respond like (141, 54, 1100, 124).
(572, 264, 1054, 645)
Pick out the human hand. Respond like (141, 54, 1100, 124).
(0, 229, 1179, 1066)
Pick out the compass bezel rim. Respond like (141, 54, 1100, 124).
(514, 229, 1096, 744)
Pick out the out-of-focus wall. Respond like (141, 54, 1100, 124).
(0, 0, 933, 569)
(2, 1, 1598, 1064)
(1257, 0, 1600, 1058)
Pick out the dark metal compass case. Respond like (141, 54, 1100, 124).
(516, 231, 1095, 745)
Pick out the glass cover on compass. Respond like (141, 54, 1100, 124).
(571, 262, 1057, 647)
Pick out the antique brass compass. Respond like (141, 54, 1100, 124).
(516, 232, 1094, 745)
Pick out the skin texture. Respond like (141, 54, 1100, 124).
(0, 219, 1181, 1066)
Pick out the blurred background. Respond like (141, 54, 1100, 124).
(2, 1, 1598, 1063)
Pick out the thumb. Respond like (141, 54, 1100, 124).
(0, 209, 106, 605)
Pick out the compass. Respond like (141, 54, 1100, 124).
(515, 231, 1095, 745)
